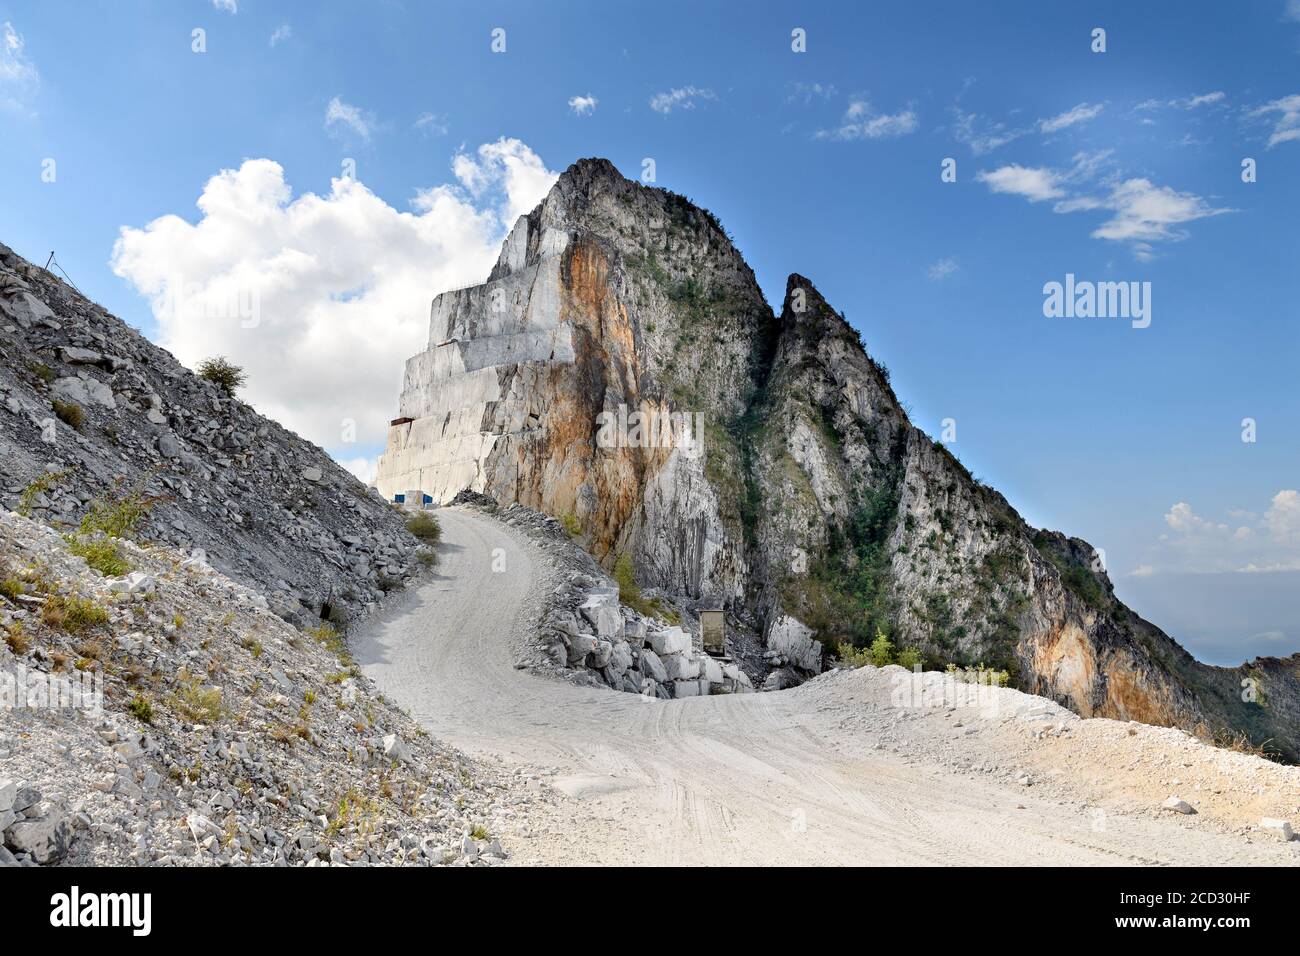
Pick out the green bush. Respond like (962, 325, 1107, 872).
(40, 593, 110, 634)
(52, 399, 85, 430)
(558, 511, 582, 538)
(127, 694, 154, 724)
(405, 510, 442, 543)
(65, 536, 130, 577)
(78, 484, 158, 540)
(869, 628, 895, 666)
(896, 646, 926, 670)
(196, 356, 247, 395)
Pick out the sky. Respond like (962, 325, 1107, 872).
(1, 0, 1297, 666)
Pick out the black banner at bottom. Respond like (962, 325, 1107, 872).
(1, 864, 1292, 942)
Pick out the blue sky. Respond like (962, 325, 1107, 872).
(1, 1, 1297, 665)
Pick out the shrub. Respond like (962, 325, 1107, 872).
(52, 400, 85, 430)
(168, 671, 225, 723)
(41, 594, 110, 634)
(405, 511, 442, 543)
(869, 628, 895, 667)
(415, 548, 438, 569)
(896, 646, 926, 670)
(3, 622, 29, 655)
(26, 361, 55, 384)
(0, 577, 22, 602)
(308, 622, 352, 664)
(65, 536, 130, 577)
(836, 641, 873, 667)
(196, 356, 247, 395)
(127, 694, 154, 724)
(945, 662, 1010, 687)
(16, 470, 68, 517)
(78, 484, 159, 540)
(558, 511, 582, 538)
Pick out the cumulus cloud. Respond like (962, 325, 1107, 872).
(817, 99, 917, 141)
(1146, 492, 1300, 573)
(927, 258, 959, 281)
(110, 140, 559, 459)
(977, 152, 1227, 257)
(975, 164, 1063, 202)
(324, 96, 375, 142)
(212, 0, 237, 13)
(568, 94, 598, 116)
(1086, 177, 1231, 244)
(1, 20, 39, 112)
(1252, 93, 1300, 148)
(1038, 102, 1104, 133)
(449, 138, 559, 224)
(649, 86, 715, 114)
(269, 24, 291, 47)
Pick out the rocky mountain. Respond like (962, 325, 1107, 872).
(0, 505, 531, 866)
(375, 158, 1299, 761)
(0, 241, 420, 626)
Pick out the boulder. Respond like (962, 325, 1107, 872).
(588, 640, 613, 669)
(764, 615, 823, 673)
(608, 640, 633, 677)
(382, 733, 411, 764)
(52, 374, 116, 409)
(700, 656, 723, 683)
(567, 634, 597, 665)
(649, 626, 691, 657)
(4, 803, 71, 864)
(1259, 818, 1294, 842)
(661, 653, 700, 681)
(1161, 796, 1196, 815)
(579, 592, 623, 640)
(638, 648, 668, 683)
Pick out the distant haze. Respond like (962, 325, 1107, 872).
(1115, 571, 1300, 667)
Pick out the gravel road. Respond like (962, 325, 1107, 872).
(355, 507, 1298, 866)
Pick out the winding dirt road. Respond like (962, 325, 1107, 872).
(355, 507, 1296, 866)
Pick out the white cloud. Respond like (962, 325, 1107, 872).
(413, 112, 448, 136)
(269, 24, 291, 47)
(975, 164, 1064, 202)
(1135, 92, 1225, 112)
(978, 153, 1227, 256)
(341, 456, 378, 486)
(1252, 93, 1300, 148)
(1086, 177, 1231, 244)
(950, 108, 1025, 154)
(1128, 564, 1155, 578)
(568, 94, 598, 116)
(448, 138, 559, 224)
(1148, 492, 1300, 573)
(1, 20, 39, 112)
(817, 99, 918, 141)
(212, 0, 238, 13)
(927, 258, 959, 281)
(1286, 0, 1300, 22)
(1038, 102, 1104, 133)
(787, 82, 837, 104)
(325, 96, 375, 142)
(649, 86, 716, 114)
(109, 140, 559, 458)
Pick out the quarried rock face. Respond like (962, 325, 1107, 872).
(375, 158, 1299, 759)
